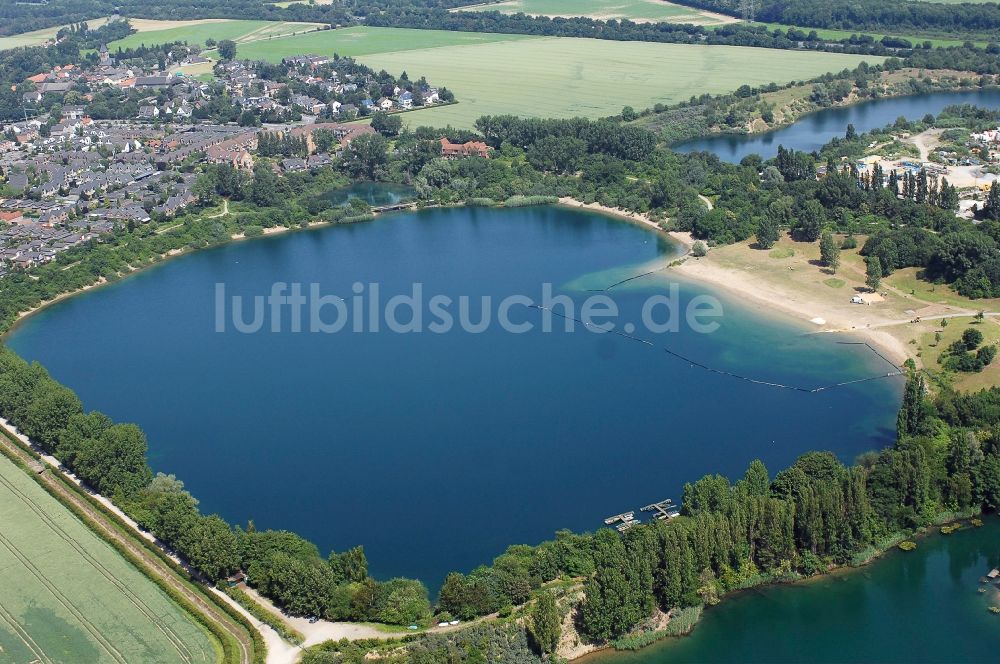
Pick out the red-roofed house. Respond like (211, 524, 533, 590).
(440, 138, 490, 159)
(0, 211, 26, 224)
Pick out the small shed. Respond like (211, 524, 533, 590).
(226, 571, 247, 587)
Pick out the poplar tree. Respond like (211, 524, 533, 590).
(865, 255, 882, 291)
(820, 231, 840, 272)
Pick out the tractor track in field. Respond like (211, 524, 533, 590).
(0, 470, 196, 663)
(0, 528, 129, 663)
(0, 429, 256, 664)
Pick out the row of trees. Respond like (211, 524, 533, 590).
(370, 7, 936, 57)
(0, 0, 484, 36)
(670, 0, 1000, 38)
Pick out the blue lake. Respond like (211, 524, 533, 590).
(6, 206, 902, 591)
(674, 88, 1000, 162)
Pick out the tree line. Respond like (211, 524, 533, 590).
(670, 0, 1000, 39)
(367, 7, 931, 57)
(0, 0, 484, 37)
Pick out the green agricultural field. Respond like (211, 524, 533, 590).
(355, 34, 883, 128)
(0, 456, 218, 664)
(457, 0, 735, 24)
(108, 19, 323, 50)
(231, 25, 538, 60)
(0, 17, 112, 51)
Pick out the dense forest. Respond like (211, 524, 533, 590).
(670, 0, 1000, 38)
(400, 368, 1000, 657)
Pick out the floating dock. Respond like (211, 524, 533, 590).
(604, 511, 640, 532)
(605, 498, 681, 533)
(641, 499, 680, 521)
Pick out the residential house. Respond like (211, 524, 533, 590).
(440, 138, 490, 159)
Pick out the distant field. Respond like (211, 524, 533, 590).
(0, 17, 111, 51)
(0, 455, 218, 664)
(108, 19, 325, 50)
(747, 21, 984, 48)
(456, 0, 737, 25)
(270, 0, 334, 6)
(231, 25, 539, 59)
(356, 34, 883, 128)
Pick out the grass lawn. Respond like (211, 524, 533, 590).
(351, 33, 882, 128)
(917, 317, 1000, 392)
(886, 267, 1000, 311)
(0, 454, 218, 664)
(108, 19, 322, 50)
(456, 0, 735, 24)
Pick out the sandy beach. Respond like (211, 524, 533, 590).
(670, 232, 1000, 367)
(557, 197, 924, 363)
(675, 254, 913, 365)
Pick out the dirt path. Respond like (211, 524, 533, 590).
(907, 128, 943, 163)
(208, 199, 230, 218)
(0, 422, 258, 664)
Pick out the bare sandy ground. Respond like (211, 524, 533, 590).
(675, 250, 913, 364)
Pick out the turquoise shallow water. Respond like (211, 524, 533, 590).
(588, 518, 1000, 664)
(6, 206, 902, 591)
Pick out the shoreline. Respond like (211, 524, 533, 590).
(5, 199, 911, 369)
(573, 512, 988, 663)
(673, 256, 911, 366)
(2, 209, 390, 338)
(556, 196, 910, 366)
(673, 247, 914, 365)
(667, 78, 997, 148)
(556, 197, 695, 254)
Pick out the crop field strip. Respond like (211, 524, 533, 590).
(0, 454, 217, 664)
(455, 0, 737, 25)
(355, 35, 885, 128)
(229, 26, 882, 129)
(0, 427, 259, 664)
(231, 25, 538, 60)
(107, 19, 326, 51)
(0, 469, 200, 663)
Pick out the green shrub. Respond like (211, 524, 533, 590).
(502, 195, 558, 208)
